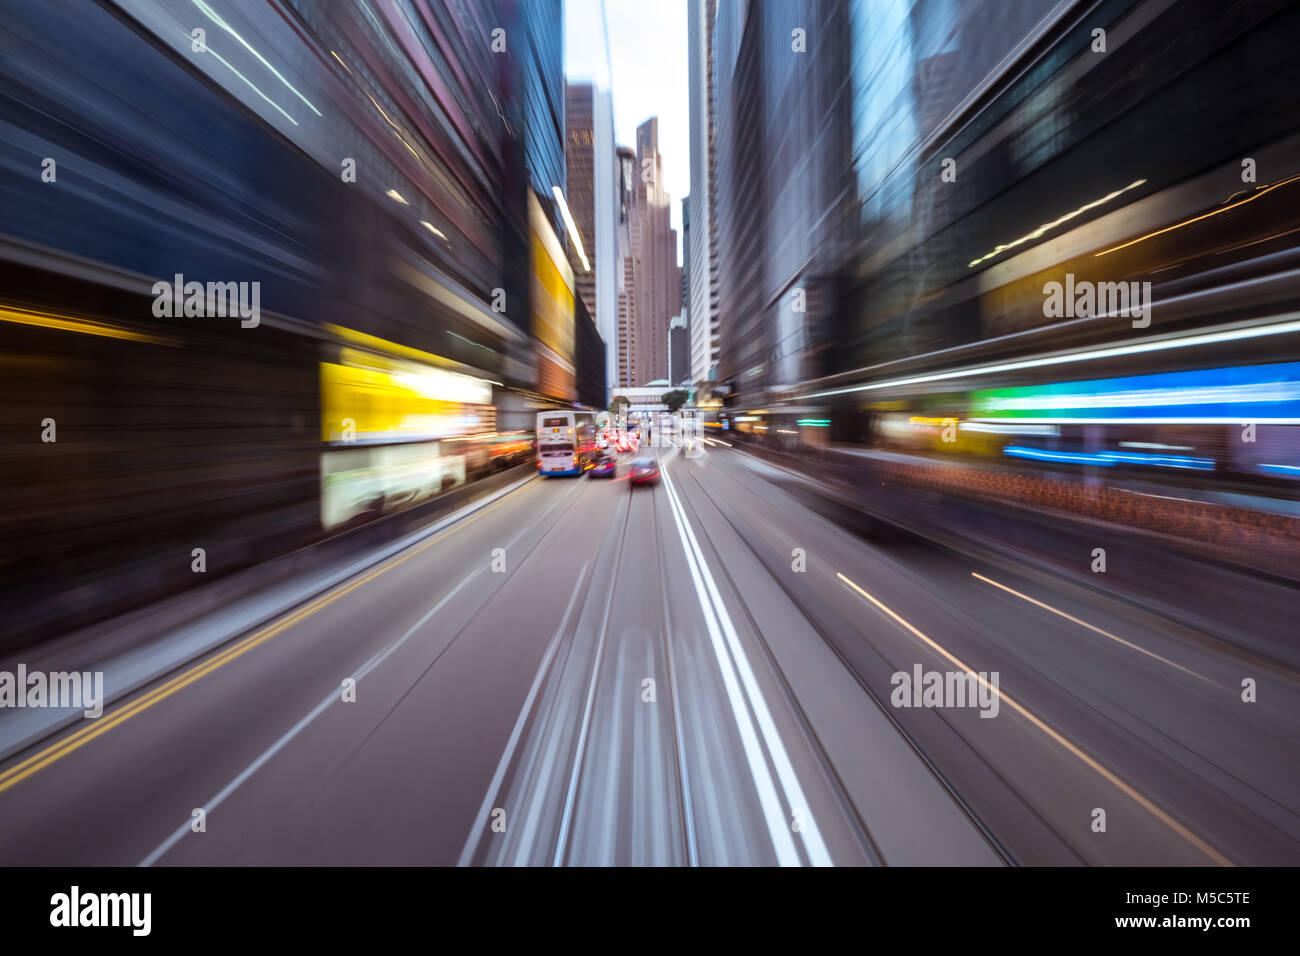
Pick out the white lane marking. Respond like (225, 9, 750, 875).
(506, 677, 579, 865)
(139, 480, 584, 867)
(0, 473, 543, 767)
(457, 563, 590, 867)
(651, 442, 701, 864)
(662, 570, 701, 867)
(838, 570, 1233, 868)
(552, 535, 625, 865)
(138, 567, 483, 867)
(661, 460, 832, 865)
(970, 572, 1214, 683)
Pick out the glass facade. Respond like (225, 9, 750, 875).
(712, 0, 852, 403)
(838, 0, 1300, 377)
(522, 0, 566, 239)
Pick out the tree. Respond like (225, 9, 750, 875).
(661, 389, 689, 413)
(609, 395, 630, 416)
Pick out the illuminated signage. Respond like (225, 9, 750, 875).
(529, 192, 576, 400)
(970, 362, 1300, 424)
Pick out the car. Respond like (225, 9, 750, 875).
(629, 457, 659, 485)
(588, 453, 616, 478)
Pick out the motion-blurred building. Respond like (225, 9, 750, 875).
(564, 83, 598, 326)
(574, 294, 608, 411)
(528, 189, 578, 401)
(591, 83, 619, 404)
(0, 0, 597, 644)
(515, 0, 609, 409)
(518, 0, 572, 403)
(520, 0, 567, 241)
(806, 0, 1300, 450)
(564, 80, 619, 403)
(718, 0, 1300, 507)
(680, 194, 691, 387)
(686, 0, 721, 392)
(833, 0, 1066, 376)
(710, 0, 854, 410)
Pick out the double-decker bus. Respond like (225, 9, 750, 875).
(536, 410, 598, 476)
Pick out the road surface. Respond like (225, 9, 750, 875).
(1, 442, 1297, 866)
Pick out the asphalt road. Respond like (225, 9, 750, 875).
(1, 440, 1297, 865)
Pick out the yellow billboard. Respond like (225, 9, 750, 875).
(529, 191, 576, 401)
(320, 350, 492, 443)
(317, 333, 496, 530)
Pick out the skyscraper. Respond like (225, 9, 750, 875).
(565, 83, 597, 319)
(629, 117, 681, 387)
(517, 0, 593, 404)
(711, 0, 853, 407)
(592, 85, 619, 401)
(712, 0, 766, 406)
(521, 0, 566, 238)
(616, 145, 637, 389)
(565, 81, 619, 401)
(669, 314, 689, 387)
(681, 194, 690, 384)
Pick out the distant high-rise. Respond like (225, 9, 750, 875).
(687, 0, 720, 389)
(681, 194, 691, 312)
(628, 118, 681, 386)
(669, 314, 689, 387)
(681, 194, 690, 384)
(616, 145, 637, 389)
(564, 84, 597, 320)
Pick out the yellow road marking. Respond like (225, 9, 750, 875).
(836, 571, 1232, 866)
(0, 480, 533, 795)
(970, 572, 1212, 683)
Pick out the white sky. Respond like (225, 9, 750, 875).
(565, 0, 689, 263)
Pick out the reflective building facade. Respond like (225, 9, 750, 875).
(565, 80, 619, 400)
(687, 0, 720, 389)
(712, 0, 854, 406)
(521, 0, 567, 239)
(0, 0, 587, 642)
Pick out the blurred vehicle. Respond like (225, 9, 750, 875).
(629, 457, 660, 485)
(587, 453, 617, 478)
(450, 431, 534, 481)
(490, 432, 535, 470)
(537, 410, 597, 476)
